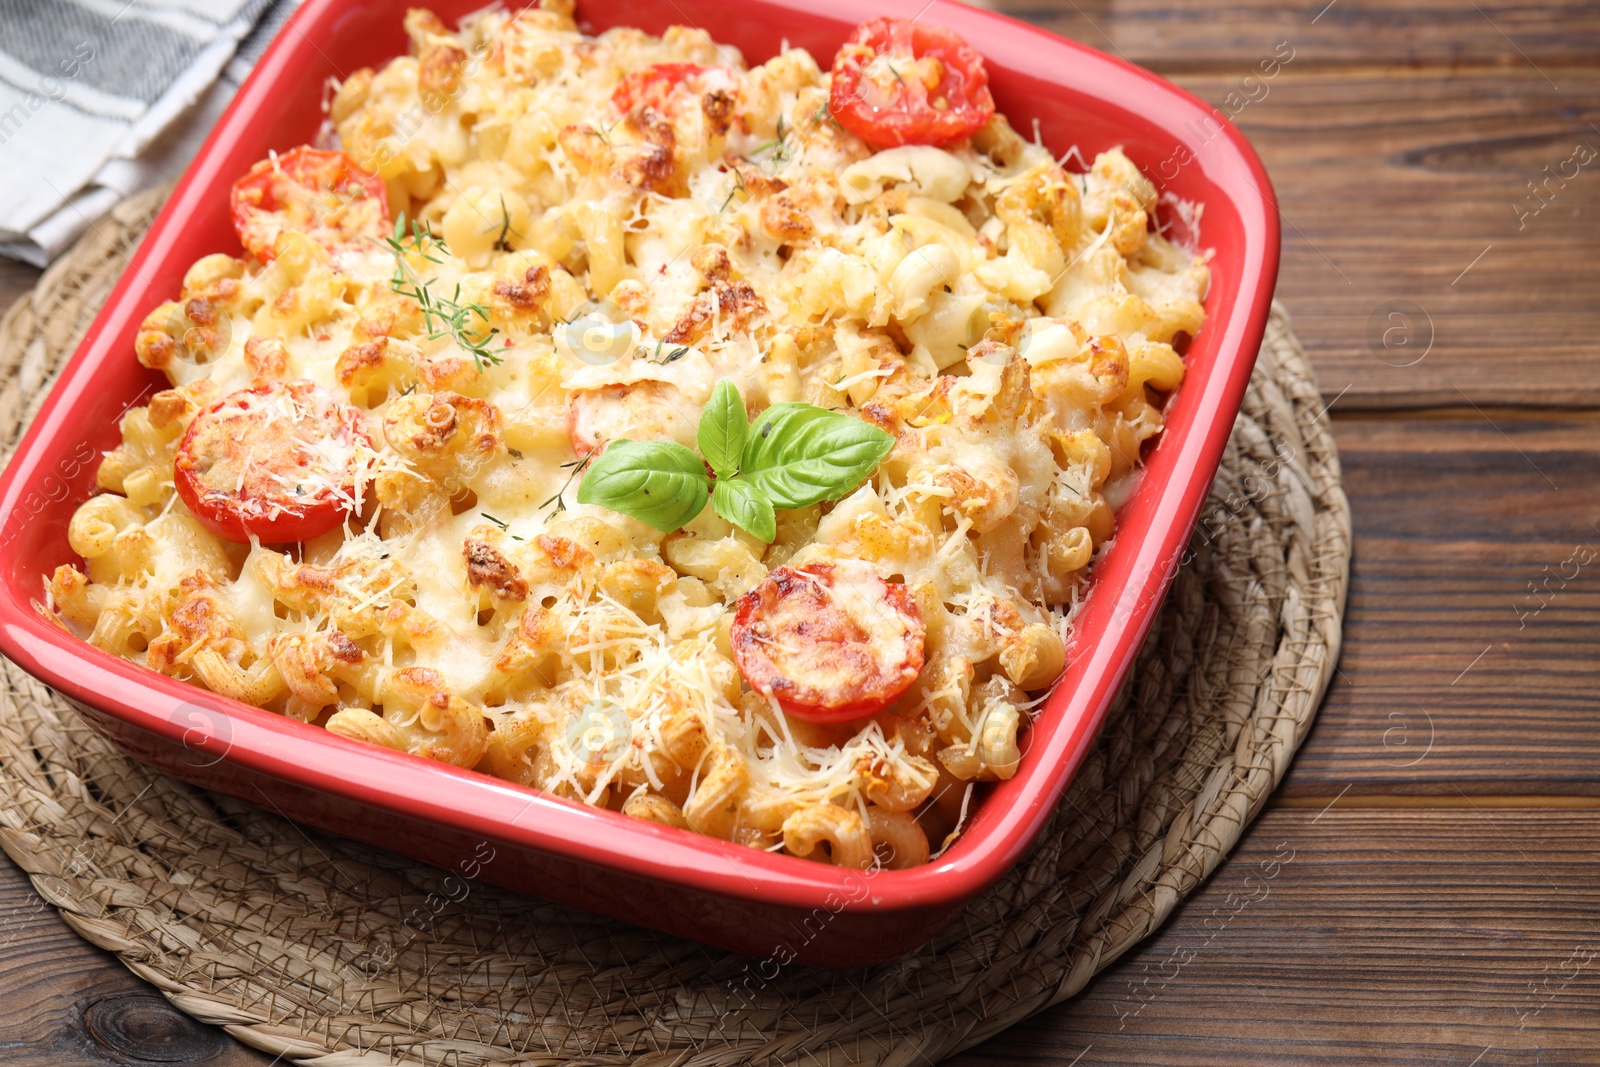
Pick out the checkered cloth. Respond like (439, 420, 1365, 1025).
(0, 0, 299, 266)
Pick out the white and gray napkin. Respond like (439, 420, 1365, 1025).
(0, 0, 300, 266)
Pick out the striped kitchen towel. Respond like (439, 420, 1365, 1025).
(0, 0, 300, 266)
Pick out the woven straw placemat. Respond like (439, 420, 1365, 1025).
(0, 187, 1350, 1066)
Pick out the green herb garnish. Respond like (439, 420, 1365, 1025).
(717, 168, 748, 215)
(746, 115, 792, 167)
(576, 380, 894, 542)
(649, 339, 691, 365)
(386, 213, 502, 372)
(493, 194, 513, 252)
(540, 447, 597, 516)
(479, 512, 524, 540)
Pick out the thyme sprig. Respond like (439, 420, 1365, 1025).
(717, 167, 749, 214)
(650, 338, 690, 364)
(540, 447, 598, 515)
(386, 214, 503, 372)
(479, 512, 525, 540)
(746, 115, 792, 167)
(493, 194, 513, 252)
(587, 119, 621, 147)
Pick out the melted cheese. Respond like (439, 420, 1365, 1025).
(54, 3, 1209, 863)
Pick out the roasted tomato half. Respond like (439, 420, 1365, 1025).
(731, 559, 926, 722)
(229, 146, 389, 261)
(174, 379, 373, 544)
(828, 17, 995, 148)
(611, 62, 736, 117)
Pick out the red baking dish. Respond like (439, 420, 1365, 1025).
(0, 0, 1278, 965)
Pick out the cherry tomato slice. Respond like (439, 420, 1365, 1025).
(612, 63, 735, 117)
(731, 560, 926, 723)
(828, 18, 995, 148)
(174, 380, 374, 544)
(229, 146, 389, 261)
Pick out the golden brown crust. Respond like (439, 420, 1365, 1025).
(244, 336, 290, 379)
(418, 41, 468, 99)
(760, 191, 814, 241)
(335, 338, 389, 386)
(623, 109, 684, 196)
(491, 265, 550, 311)
(464, 533, 529, 601)
(147, 390, 194, 430)
(700, 89, 735, 135)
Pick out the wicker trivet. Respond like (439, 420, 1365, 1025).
(0, 187, 1350, 1066)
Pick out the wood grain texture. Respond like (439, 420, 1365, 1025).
(952, 808, 1600, 1065)
(974, 0, 1600, 68)
(0, 262, 40, 314)
(0, 858, 270, 1066)
(1, 0, 1598, 1061)
(1168, 69, 1600, 410)
(1279, 413, 1600, 796)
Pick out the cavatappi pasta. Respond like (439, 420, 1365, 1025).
(49, 2, 1208, 868)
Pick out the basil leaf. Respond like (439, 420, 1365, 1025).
(741, 404, 895, 509)
(697, 378, 747, 480)
(712, 477, 776, 543)
(576, 439, 710, 531)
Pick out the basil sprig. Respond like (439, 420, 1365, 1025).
(572, 439, 709, 533)
(575, 379, 894, 542)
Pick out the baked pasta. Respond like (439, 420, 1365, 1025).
(49, 3, 1208, 869)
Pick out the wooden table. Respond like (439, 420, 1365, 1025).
(3, 0, 1598, 1061)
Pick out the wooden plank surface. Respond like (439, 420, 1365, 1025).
(0, 262, 39, 310)
(977, 0, 1600, 67)
(0, 857, 269, 1066)
(1280, 413, 1600, 796)
(3, 0, 1600, 1061)
(953, 809, 1600, 1065)
(1170, 69, 1600, 411)
(3, 805, 1599, 1066)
